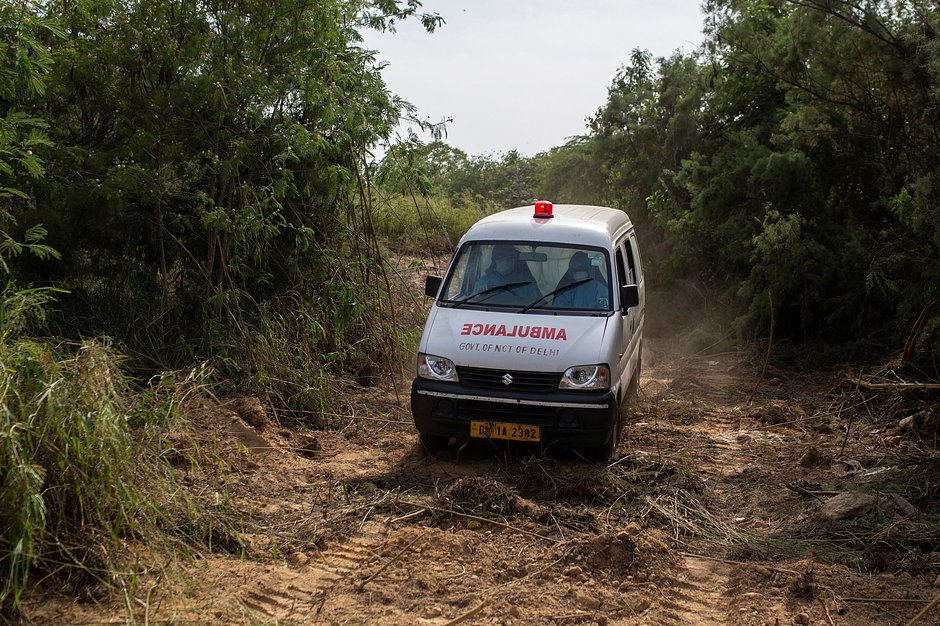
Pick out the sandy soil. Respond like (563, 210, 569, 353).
(22, 335, 940, 626)
(17, 256, 940, 625)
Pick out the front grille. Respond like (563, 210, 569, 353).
(456, 398, 558, 423)
(456, 366, 561, 393)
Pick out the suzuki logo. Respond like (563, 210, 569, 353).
(501, 373, 513, 386)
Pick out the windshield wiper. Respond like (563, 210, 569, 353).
(519, 279, 591, 313)
(451, 281, 533, 307)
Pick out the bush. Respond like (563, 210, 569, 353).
(0, 287, 225, 613)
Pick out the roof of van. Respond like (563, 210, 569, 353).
(461, 204, 633, 247)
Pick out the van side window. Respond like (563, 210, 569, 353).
(624, 239, 638, 285)
(615, 247, 628, 289)
(627, 235, 642, 282)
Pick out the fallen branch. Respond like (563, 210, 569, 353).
(843, 379, 940, 391)
(442, 598, 490, 626)
(357, 532, 426, 590)
(906, 592, 940, 626)
(399, 500, 560, 543)
(842, 596, 935, 604)
(784, 483, 840, 499)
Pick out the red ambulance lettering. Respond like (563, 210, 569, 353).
(460, 323, 567, 341)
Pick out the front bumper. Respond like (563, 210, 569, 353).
(411, 378, 618, 447)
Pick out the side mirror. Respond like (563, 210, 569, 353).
(425, 275, 442, 298)
(620, 284, 639, 310)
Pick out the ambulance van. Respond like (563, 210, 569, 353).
(411, 200, 645, 461)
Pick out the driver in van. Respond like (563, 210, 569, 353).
(472, 244, 542, 304)
(553, 251, 608, 309)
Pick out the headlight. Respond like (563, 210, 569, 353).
(559, 364, 610, 390)
(417, 353, 459, 382)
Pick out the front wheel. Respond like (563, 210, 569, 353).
(418, 432, 449, 455)
(581, 412, 620, 463)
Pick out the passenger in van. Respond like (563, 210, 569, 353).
(472, 244, 542, 304)
(553, 251, 608, 310)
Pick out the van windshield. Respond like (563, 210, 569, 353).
(440, 242, 612, 312)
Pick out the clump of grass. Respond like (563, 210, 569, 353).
(801, 512, 940, 573)
(0, 286, 241, 615)
(644, 489, 792, 559)
(646, 488, 940, 573)
(440, 476, 520, 517)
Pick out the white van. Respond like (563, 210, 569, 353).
(411, 201, 645, 461)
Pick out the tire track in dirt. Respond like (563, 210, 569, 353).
(234, 522, 395, 622)
(640, 354, 760, 476)
(649, 556, 733, 625)
(240, 584, 317, 621)
(631, 352, 774, 625)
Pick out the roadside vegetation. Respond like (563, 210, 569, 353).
(0, 0, 938, 619)
(0, 287, 245, 612)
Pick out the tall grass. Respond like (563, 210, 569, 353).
(228, 252, 415, 421)
(372, 193, 495, 255)
(0, 286, 233, 614)
(228, 295, 336, 420)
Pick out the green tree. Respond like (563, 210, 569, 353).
(535, 136, 608, 206)
(591, 48, 707, 276)
(13, 0, 439, 372)
(698, 0, 940, 349)
(0, 2, 61, 272)
(588, 0, 940, 356)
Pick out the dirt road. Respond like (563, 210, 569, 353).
(31, 336, 940, 625)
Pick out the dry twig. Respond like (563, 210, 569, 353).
(399, 500, 560, 543)
(784, 483, 839, 500)
(389, 508, 427, 524)
(357, 532, 426, 590)
(442, 598, 490, 626)
(841, 372, 863, 456)
(844, 379, 940, 391)
(747, 290, 775, 406)
(901, 300, 934, 365)
(676, 551, 798, 575)
(905, 592, 940, 626)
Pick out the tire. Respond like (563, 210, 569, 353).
(582, 410, 620, 463)
(418, 432, 449, 455)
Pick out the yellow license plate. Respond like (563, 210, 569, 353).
(470, 421, 541, 442)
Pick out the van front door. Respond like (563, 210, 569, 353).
(614, 242, 635, 393)
(616, 237, 640, 389)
